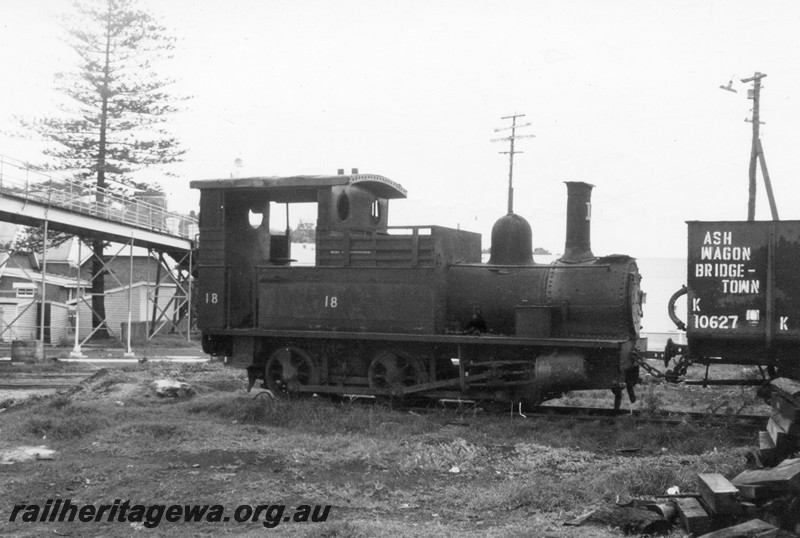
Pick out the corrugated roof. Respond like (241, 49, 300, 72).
(2, 266, 89, 287)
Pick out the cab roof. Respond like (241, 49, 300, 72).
(189, 174, 407, 203)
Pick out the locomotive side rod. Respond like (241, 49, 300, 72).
(683, 379, 766, 386)
(291, 372, 495, 396)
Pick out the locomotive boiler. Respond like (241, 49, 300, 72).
(190, 172, 645, 409)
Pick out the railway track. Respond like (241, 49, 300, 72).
(0, 372, 90, 390)
(524, 404, 768, 429)
(0, 371, 770, 433)
(333, 395, 769, 430)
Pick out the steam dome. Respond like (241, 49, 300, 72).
(488, 213, 533, 265)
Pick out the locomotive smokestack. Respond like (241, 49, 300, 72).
(561, 181, 595, 263)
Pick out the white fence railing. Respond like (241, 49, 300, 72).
(0, 154, 198, 239)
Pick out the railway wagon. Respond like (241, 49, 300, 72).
(190, 172, 646, 408)
(666, 220, 800, 381)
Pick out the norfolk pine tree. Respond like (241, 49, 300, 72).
(18, 0, 187, 339)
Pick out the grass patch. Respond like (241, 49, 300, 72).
(48, 394, 72, 409)
(23, 404, 110, 440)
(0, 358, 762, 538)
(599, 460, 686, 498)
(304, 521, 371, 538)
(103, 420, 194, 451)
(398, 438, 485, 472)
(590, 451, 747, 502)
(93, 371, 131, 391)
(638, 383, 667, 415)
(186, 395, 438, 439)
(116, 421, 190, 441)
(136, 335, 202, 349)
(501, 443, 599, 474)
(505, 477, 593, 511)
(77, 334, 201, 349)
(457, 417, 709, 458)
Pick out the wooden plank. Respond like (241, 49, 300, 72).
(772, 394, 800, 423)
(771, 377, 800, 400)
(771, 409, 800, 436)
(732, 458, 800, 493)
(696, 518, 779, 538)
(755, 430, 781, 467)
(759, 430, 776, 451)
(697, 473, 741, 515)
(736, 483, 777, 501)
(767, 415, 791, 448)
(676, 497, 711, 536)
(739, 501, 758, 518)
(564, 508, 598, 526)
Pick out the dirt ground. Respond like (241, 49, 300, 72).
(0, 355, 775, 537)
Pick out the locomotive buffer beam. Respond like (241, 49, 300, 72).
(642, 339, 687, 365)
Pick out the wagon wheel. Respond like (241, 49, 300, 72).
(265, 347, 319, 394)
(368, 350, 427, 397)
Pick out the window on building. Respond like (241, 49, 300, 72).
(15, 286, 35, 298)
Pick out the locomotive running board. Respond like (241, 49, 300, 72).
(210, 328, 629, 349)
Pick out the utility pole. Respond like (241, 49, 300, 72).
(721, 72, 778, 221)
(492, 114, 535, 214)
(741, 72, 779, 221)
(743, 72, 766, 221)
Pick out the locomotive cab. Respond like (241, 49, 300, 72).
(190, 171, 412, 335)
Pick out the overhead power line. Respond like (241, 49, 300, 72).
(491, 114, 535, 214)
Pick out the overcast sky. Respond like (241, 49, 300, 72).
(2, 0, 799, 258)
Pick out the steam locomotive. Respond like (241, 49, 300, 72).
(190, 173, 645, 409)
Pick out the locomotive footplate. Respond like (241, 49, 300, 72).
(212, 328, 630, 349)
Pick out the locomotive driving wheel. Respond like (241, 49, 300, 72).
(265, 346, 319, 394)
(367, 350, 427, 397)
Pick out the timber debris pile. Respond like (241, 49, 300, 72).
(675, 376, 800, 536)
(675, 377, 800, 537)
(568, 378, 800, 536)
